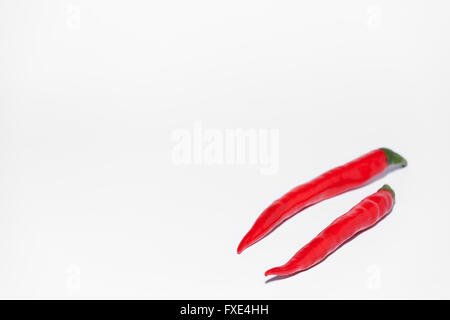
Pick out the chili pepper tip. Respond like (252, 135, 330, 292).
(237, 232, 255, 254)
(381, 148, 407, 167)
(379, 184, 395, 199)
(264, 268, 281, 277)
(237, 241, 247, 254)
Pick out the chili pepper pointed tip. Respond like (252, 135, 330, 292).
(265, 267, 286, 276)
(264, 268, 277, 277)
(236, 241, 247, 254)
(381, 148, 408, 167)
(237, 231, 258, 254)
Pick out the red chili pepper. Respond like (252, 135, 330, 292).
(264, 185, 395, 276)
(237, 148, 406, 254)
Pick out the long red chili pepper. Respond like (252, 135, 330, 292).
(237, 148, 406, 254)
(264, 185, 395, 276)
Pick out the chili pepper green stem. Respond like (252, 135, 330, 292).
(381, 148, 408, 167)
(379, 184, 395, 199)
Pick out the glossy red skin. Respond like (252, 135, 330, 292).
(237, 149, 389, 254)
(265, 188, 394, 276)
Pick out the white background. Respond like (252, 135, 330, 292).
(1, 1, 449, 299)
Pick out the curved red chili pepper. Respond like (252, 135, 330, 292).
(264, 185, 395, 276)
(237, 148, 406, 254)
